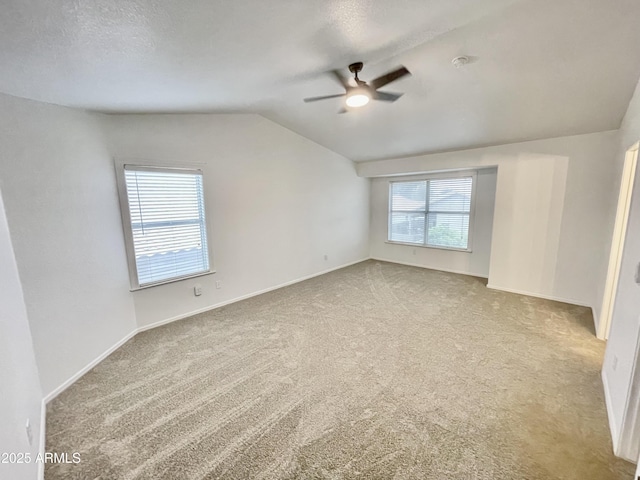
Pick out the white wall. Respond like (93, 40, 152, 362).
(0, 93, 137, 398)
(358, 130, 619, 313)
(0, 96, 368, 400)
(100, 114, 370, 328)
(603, 77, 640, 453)
(0, 189, 42, 480)
(370, 168, 496, 278)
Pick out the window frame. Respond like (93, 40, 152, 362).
(115, 159, 215, 291)
(386, 170, 477, 253)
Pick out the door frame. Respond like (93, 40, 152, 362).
(598, 142, 639, 340)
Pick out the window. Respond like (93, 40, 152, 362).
(118, 165, 211, 289)
(388, 174, 474, 250)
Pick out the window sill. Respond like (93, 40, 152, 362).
(130, 269, 216, 292)
(385, 240, 472, 253)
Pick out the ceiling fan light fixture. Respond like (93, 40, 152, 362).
(345, 90, 370, 108)
(303, 62, 410, 112)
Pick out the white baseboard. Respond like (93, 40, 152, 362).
(602, 369, 619, 455)
(370, 257, 489, 279)
(43, 328, 138, 403)
(38, 398, 46, 480)
(44, 257, 371, 404)
(486, 284, 591, 308)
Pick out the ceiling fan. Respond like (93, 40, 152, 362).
(303, 62, 411, 113)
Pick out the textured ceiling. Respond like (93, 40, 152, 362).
(1, 0, 640, 161)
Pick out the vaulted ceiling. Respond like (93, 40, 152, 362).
(2, 0, 640, 161)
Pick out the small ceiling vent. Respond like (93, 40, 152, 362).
(452, 56, 470, 68)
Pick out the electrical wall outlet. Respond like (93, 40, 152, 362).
(635, 262, 640, 285)
(194, 284, 202, 296)
(215, 280, 222, 289)
(26, 418, 33, 445)
(324, 254, 328, 261)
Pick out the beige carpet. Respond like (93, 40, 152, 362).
(45, 260, 634, 479)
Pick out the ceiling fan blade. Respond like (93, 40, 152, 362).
(372, 91, 403, 102)
(303, 93, 346, 103)
(331, 69, 351, 90)
(369, 66, 411, 90)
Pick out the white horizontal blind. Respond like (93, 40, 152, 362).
(389, 181, 427, 244)
(427, 177, 472, 249)
(389, 176, 472, 250)
(124, 167, 210, 286)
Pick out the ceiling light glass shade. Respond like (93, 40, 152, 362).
(345, 90, 370, 108)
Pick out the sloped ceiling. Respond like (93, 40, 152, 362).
(1, 0, 640, 161)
